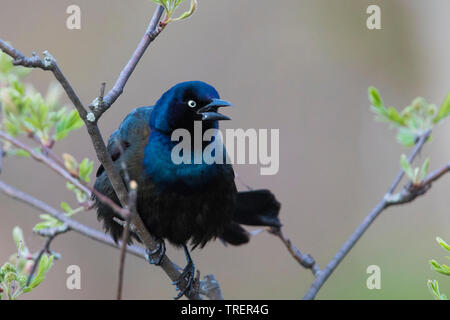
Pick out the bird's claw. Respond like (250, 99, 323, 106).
(145, 239, 166, 266)
(173, 259, 195, 299)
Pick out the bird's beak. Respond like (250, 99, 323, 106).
(197, 98, 232, 121)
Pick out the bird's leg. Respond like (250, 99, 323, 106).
(145, 238, 166, 266)
(173, 244, 195, 299)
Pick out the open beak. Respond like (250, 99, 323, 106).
(197, 98, 232, 121)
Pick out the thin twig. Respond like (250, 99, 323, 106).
(238, 174, 319, 278)
(93, 5, 165, 117)
(269, 227, 320, 277)
(27, 132, 64, 168)
(0, 130, 127, 217)
(117, 180, 138, 300)
(303, 130, 432, 299)
(0, 102, 3, 174)
(26, 236, 53, 287)
(26, 225, 69, 287)
(0, 41, 87, 120)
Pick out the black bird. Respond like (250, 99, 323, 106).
(93, 81, 281, 298)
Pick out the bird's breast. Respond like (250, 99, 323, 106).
(143, 130, 229, 193)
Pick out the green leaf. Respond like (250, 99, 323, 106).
(23, 254, 54, 292)
(152, 0, 196, 23)
(0, 51, 13, 74)
(434, 93, 450, 123)
(39, 214, 57, 222)
(368, 87, 383, 108)
(74, 188, 87, 203)
(54, 130, 68, 141)
(396, 128, 416, 147)
(54, 110, 83, 141)
(173, 0, 197, 21)
(7, 149, 30, 157)
(62, 153, 78, 173)
(419, 158, 430, 182)
(400, 154, 415, 181)
(12, 226, 24, 248)
(4, 120, 20, 136)
(79, 158, 93, 183)
(33, 222, 50, 231)
(65, 110, 83, 131)
(436, 237, 450, 252)
(386, 107, 406, 126)
(428, 280, 447, 300)
(430, 259, 450, 276)
(12, 226, 29, 257)
(60, 202, 72, 214)
(33, 214, 62, 231)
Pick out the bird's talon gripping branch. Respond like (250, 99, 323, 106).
(145, 239, 166, 266)
(173, 245, 196, 299)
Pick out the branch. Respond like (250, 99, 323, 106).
(237, 178, 320, 278)
(268, 227, 320, 277)
(0, 179, 222, 299)
(199, 274, 224, 300)
(303, 129, 433, 300)
(385, 161, 450, 205)
(117, 180, 138, 300)
(0, 5, 223, 299)
(26, 225, 69, 287)
(0, 41, 88, 120)
(91, 5, 165, 117)
(0, 130, 127, 218)
(0, 179, 145, 258)
(0, 102, 3, 174)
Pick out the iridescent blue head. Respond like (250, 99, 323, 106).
(144, 81, 232, 191)
(150, 81, 232, 134)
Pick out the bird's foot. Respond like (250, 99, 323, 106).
(173, 260, 195, 299)
(173, 244, 196, 299)
(145, 239, 166, 266)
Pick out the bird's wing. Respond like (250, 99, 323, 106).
(95, 106, 153, 177)
(93, 106, 153, 243)
(95, 129, 122, 177)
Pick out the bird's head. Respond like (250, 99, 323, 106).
(150, 81, 232, 133)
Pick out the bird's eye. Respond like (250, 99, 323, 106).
(187, 100, 197, 108)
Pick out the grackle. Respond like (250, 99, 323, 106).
(93, 81, 281, 298)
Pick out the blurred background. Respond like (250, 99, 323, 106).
(1, 0, 450, 299)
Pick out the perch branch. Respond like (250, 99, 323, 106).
(269, 227, 320, 277)
(0, 5, 222, 299)
(237, 178, 320, 278)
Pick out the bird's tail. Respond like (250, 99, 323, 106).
(220, 189, 282, 246)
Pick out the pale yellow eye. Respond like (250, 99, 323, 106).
(188, 100, 197, 108)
